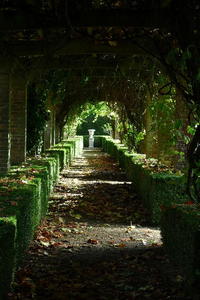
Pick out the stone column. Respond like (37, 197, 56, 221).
(43, 110, 56, 150)
(0, 67, 11, 174)
(10, 76, 27, 165)
(55, 122, 62, 143)
(51, 110, 56, 146)
(43, 111, 51, 150)
(173, 88, 189, 169)
(141, 89, 158, 158)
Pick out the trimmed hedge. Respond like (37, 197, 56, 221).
(63, 136, 83, 157)
(28, 156, 58, 194)
(60, 143, 74, 163)
(83, 135, 108, 148)
(46, 148, 67, 170)
(161, 205, 200, 291)
(53, 143, 73, 166)
(0, 136, 83, 297)
(71, 136, 84, 156)
(0, 217, 16, 299)
(100, 136, 200, 292)
(0, 179, 42, 265)
(10, 164, 50, 218)
(101, 136, 188, 224)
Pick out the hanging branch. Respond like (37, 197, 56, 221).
(158, 81, 172, 95)
(186, 124, 200, 202)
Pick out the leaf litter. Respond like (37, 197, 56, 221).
(8, 149, 192, 299)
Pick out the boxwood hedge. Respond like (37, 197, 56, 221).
(161, 205, 200, 291)
(0, 217, 16, 299)
(0, 136, 83, 297)
(101, 136, 188, 224)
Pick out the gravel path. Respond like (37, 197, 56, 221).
(9, 149, 192, 300)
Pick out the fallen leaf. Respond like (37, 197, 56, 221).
(73, 214, 82, 219)
(108, 40, 118, 47)
(40, 241, 50, 247)
(114, 243, 126, 248)
(61, 228, 72, 233)
(142, 240, 147, 245)
(87, 239, 99, 244)
(58, 217, 65, 223)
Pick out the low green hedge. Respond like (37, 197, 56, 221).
(104, 138, 121, 158)
(0, 217, 16, 299)
(101, 136, 188, 224)
(63, 136, 83, 157)
(0, 179, 41, 265)
(147, 172, 187, 223)
(60, 142, 74, 163)
(83, 135, 108, 148)
(70, 136, 83, 156)
(28, 156, 58, 193)
(161, 205, 200, 291)
(53, 143, 72, 167)
(123, 154, 188, 223)
(46, 136, 83, 168)
(83, 136, 89, 147)
(10, 164, 50, 218)
(45, 148, 66, 170)
(0, 136, 83, 297)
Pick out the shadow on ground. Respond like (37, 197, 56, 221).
(9, 149, 192, 300)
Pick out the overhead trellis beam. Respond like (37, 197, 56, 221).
(27, 56, 120, 70)
(55, 39, 152, 56)
(26, 55, 153, 80)
(69, 8, 171, 29)
(4, 38, 153, 57)
(29, 70, 144, 81)
(0, 8, 171, 31)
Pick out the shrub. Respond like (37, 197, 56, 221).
(161, 205, 200, 291)
(101, 137, 188, 224)
(0, 217, 16, 299)
(64, 136, 83, 157)
(148, 172, 188, 223)
(0, 179, 41, 264)
(83, 135, 108, 148)
(117, 146, 129, 168)
(0, 136, 83, 296)
(45, 148, 66, 170)
(60, 142, 74, 162)
(10, 164, 50, 218)
(30, 153, 60, 193)
(53, 144, 71, 167)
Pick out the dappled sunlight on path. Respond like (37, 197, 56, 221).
(9, 149, 191, 299)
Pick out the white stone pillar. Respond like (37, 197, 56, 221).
(10, 75, 27, 165)
(0, 66, 11, 174)
(88, 129, 95, 148)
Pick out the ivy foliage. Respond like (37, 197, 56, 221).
(76, 103, 112, 135)
(148, 75, 188, 162)
(64, 102, 113, 137)
(27, 83, 49, 155)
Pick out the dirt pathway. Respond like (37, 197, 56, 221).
(9, 149, 191, 299)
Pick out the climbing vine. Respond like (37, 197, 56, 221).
(27, 83, 49, 155)
(20, 0, 200, 200)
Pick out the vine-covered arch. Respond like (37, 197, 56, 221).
(0, 0, 199, 199)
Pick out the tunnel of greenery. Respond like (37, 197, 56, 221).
(0, 0, 200, 297)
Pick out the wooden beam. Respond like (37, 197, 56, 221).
(26, 55, 152, 80)
(27, 56, 119, 70)
(69, 9, 171, 29)
(0, 8, 171, 30)
(55, 39, 150, 56)
(4, 38, 152, 57)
